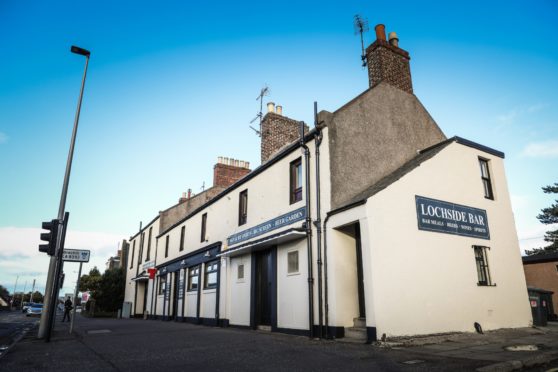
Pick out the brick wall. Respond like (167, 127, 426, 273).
(366, 39, 413, 94)
(523, 261, 558, 315)
(261, 112, 308, 163)
(213, 163, 251, 188)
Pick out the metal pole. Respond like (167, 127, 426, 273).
(21, 281, 27, 309)
(11, 275, 19, 311)
(69, 262, 82, 334)
(38, 49, 89, 340)
(30, 279, 36, 304)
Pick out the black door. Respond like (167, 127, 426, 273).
(355, 224, 366, 318)
(142, 282, 148, 315)
(255, 250, 273, 326)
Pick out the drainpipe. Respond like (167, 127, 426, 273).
(313, 102, 324, 339)
(300, 121, 314, 339)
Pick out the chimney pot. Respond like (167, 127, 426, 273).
(188, 189, 192, 198)
(245, 161, 250, 169)
(375, 24, 386, 41)
(276, 105, 283, 116)
(388, 32, 399, 47)
(267, 102, 275, 113)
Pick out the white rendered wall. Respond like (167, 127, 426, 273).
(228, 255, 251, 326)
(364, 142, 531, 337)
(277, 240, 309, 330)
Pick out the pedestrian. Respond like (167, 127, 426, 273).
(62, 297, 73, 322)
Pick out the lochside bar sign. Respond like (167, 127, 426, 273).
(227, 207, 306, 246)
(415, 195, 490, 240)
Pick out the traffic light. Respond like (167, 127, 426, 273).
(59, 272, 65, 290)
(39, 219, 60, 256)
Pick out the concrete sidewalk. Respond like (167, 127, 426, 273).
(379, 322, 558, 371)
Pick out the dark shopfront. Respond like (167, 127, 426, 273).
(153, 242, 222, 325)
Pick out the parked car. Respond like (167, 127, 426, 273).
(26, 303, 43, 317)
(21, 302, 32, 313)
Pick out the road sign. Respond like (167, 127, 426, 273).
(62, 249, 90, 263)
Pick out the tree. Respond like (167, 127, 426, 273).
(23, 291, 44, 303)
(0, 285, 10, 305)
(95, 268, 125, 312)
(78, 266, 102, 299)
(526, 183, 558, 256)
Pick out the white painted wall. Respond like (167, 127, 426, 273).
(277, 240, 309, 330)
(364, 142, 531, 337)
(228, 254, 251, 326)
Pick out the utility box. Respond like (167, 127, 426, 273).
(122, 301, 132, 319)
(528, 288, 553, 326)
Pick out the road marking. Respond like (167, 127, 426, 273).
(402, 360, 425, 365)
(87, 329, 112, 334)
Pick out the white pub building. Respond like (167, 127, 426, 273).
(123, 24, 531, 342)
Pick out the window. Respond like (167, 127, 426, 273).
(204, 261, 219, 289)
(479, 158, 494, 200)
(237, 264, 244, 280)
(158, 276, 166, 295)
(201, 213, 207, 242)
(473, 246, 493, 286)
(290, 158, 303, 204)
(187, 266, 200, 291)
(288, 250, 299, 274)
(239, 190, 248, 226)
(137, 232, 145, 265)
(179, 226, 185, 252)
(146, 227, 152, 261)
(165, 235, 169, 258)
(130, 240, 136, 269)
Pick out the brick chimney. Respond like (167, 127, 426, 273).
(365, 24, 413, 94)
(260, 103, 308, 163)
(213, 157, 251, 188)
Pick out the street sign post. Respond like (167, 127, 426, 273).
(62, 249, 90, 263)
(63, 248, 90, 335)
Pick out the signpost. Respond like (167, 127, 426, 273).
(64, 249, 90, 334)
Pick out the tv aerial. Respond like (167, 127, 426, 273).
(354, 14, 369, 67)
(249, 85, 270, 137)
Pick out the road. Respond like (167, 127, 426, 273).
(0, 314, 489, 371)
(0, 310, 39, 356)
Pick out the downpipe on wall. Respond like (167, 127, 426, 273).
(313, 102, 324, 339)
(299, 120, 314, 339)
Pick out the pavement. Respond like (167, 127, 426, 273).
(0, 313, 557, 371)
(379, 323, 558, 371)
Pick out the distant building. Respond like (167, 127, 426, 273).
(523, 253, 558, 320)
(123, 24, 531, 341)
(106, 249, 122, 270)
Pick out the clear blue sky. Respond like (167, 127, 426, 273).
(1, 0, 557, 292)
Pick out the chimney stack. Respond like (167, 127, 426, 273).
(365, 24, 413, 94)
(260, 104, 309, 163)
(213, 156, 251, 189)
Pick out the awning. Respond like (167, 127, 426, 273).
(131, 272, 149, 282)
(218, 228, 307, 258)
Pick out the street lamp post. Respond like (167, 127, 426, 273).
(38, 45, 90, 341)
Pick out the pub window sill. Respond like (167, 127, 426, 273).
(287, 271, 300, 277)
(477, 283, 497, 287)
(203, 288, 217, 294)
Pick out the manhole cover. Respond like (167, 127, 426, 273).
(402, 360, 425, 365)
(87, 329, 112, 334)
(504, 344, 539, 351)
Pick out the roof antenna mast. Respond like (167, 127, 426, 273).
(354, 14, 369, 67)
(249, 85, 270, 137)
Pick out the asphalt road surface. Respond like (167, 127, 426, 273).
(0, 315, 489, 371)
(0, 310, 39, 356)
